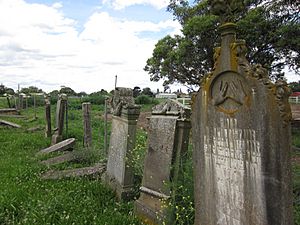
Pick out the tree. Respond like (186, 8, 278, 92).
(0, 84, 15, 96)
(141, 87, 154, 97)
(20, 86, 43, 95)
(59, 86, 76, 96)
(145, 0, 299, 89)
(289, 81, 300, 92)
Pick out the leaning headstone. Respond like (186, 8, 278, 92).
(102, 87, 141, 200)
(134, 99, 191, 224)
(82, 102, 92, 148)
(0, 108, 19, 115)
(45, 97, 52, 138)
(37, 138, 75, 155)
(192, 4, 293, 225)
(41, 163, 105, 180)
(0, 119, 21, 128)
(40, 152, 77, 166)
(51, 94, 67, 145)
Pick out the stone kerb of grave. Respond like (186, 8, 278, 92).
(134, 99, 191, 225)
(103, 87, 141, 200)
(37, 138, 75, 155)
(192, 20, 293, 225)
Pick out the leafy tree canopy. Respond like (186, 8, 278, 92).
(289, 81, 300, 92)
(59, 86, 76, 96)
(145, 0, 299, 90)
(0, 84, 15, 96)
(20, 86, 43, 95)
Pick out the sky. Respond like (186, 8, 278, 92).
(0, 0, 298, 94)
(0, 0, 183, 94)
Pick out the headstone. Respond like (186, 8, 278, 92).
(134, 99, 191, 224)
(0, 108, 19, 115)
(51, 94, 67, 145)
(19, 94, 24, 109)
(0, 119, 21, 128)
(41, 163, 105, 180)
(37, 138, 75, 155)
(40, 152, 77, 166)
(6, 96, 11, 108)
(192, 21, 293, 225)
(45, 97, 52, 138)
(82, 102, 92, 148)
(103, 87, 141, 200)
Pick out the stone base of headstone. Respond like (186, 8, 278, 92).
(101, 172, 135, 200)
(134, 189, 169, 225)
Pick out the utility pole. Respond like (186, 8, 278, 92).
(115, 75, 117, 89)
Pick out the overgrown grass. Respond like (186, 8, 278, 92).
(1, 97, 300, 224)
(0, 100, 141, 225)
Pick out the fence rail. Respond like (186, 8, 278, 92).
(289, 96, 300, 104)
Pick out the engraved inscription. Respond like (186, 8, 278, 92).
(204, 118, 265, 224)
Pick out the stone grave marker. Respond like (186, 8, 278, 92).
(45, 97, 52, 138)
(102, 87, 141, 200)
(82, 102, 92, 148)
(134, 99, 191, 224)
(51, 94, 67, 145)
(37, 138, 75, 155)
(192, 4, 293, 224)
(19, 94, 24, 109)
(0, 119, 21, 128)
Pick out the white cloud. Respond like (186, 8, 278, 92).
(0, 0, 181, 93)
(102, 0, 169, 10)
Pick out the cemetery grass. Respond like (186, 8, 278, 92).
(0, 97, 300, 224)
(0, 102, 142, 225)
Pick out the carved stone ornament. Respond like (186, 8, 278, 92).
(152, 99, 191, 120)
(110, 87, 136, 116)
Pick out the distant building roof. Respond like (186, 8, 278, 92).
(291, 92, 300, 97)
(155, 93, 177, 99)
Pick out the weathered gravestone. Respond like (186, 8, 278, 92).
(102, 87, 141, 200)
(45, 97, 52, 138)
(134, 99, 191, 225)
(82, 102, 92, 148)
(19, 94, 24, 109)
(37, 138, 76, 155)
(192, 4, 293, 225)
(51, 94, 67, 145)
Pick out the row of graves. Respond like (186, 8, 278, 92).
(2, 4, 297, 224)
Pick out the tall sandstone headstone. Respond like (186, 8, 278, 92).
(192, 22, 293, 225)
(51, 94, 67, 145)
(135, 99, 191, 225)
(103, 87, 141, 200)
